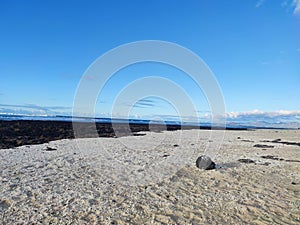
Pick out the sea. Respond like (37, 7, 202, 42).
(0, 114, 181, 125)
(0, 114, 294, 130)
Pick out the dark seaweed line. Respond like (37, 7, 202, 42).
(263, 139, 300, 147)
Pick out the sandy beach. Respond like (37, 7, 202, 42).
(2, 0, 300, 224)
(1, 128, 300, 224)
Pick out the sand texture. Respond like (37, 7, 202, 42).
(1, 129, 300, 224)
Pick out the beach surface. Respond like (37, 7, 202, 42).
(1, 128, 300, 224)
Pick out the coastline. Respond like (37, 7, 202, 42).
(0, 119, 248, 149)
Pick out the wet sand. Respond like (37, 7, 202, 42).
(0, 129, 299, 224)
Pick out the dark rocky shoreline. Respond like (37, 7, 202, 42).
(0, 120, 247, 149)
(0, 120, 182, 149)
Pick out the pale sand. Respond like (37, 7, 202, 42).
(0, 129, 300, 224)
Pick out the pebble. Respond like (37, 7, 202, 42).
(238, 159, 255, 163)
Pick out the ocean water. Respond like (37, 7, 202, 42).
(0, 114, 182, 125)
(1, 114, 291, 129)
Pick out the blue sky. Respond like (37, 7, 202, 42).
(0, 0, 299, 125)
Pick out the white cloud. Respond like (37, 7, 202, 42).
(225, 110, 300, 128)
(292, 0, 300, 14)
(144, 110, 300, 128)
(226, 109, 300, 118)
(0, 103, 71, 116)
(256, 0, 266, 8)
(261, 0, 300, 15)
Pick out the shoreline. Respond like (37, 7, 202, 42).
(0, 119, 247, 149)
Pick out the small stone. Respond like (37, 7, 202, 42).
(238, 159, 255, 163)
(291, 182, 297, 185)
(196, 155, 216, 170)
(253, 144, 274, 148)
(261, 155, 282, 161)
(45, 146, 57, 151)
(0, 199, 11, 210)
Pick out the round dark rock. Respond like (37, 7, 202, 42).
(196, 155, 216, 170)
